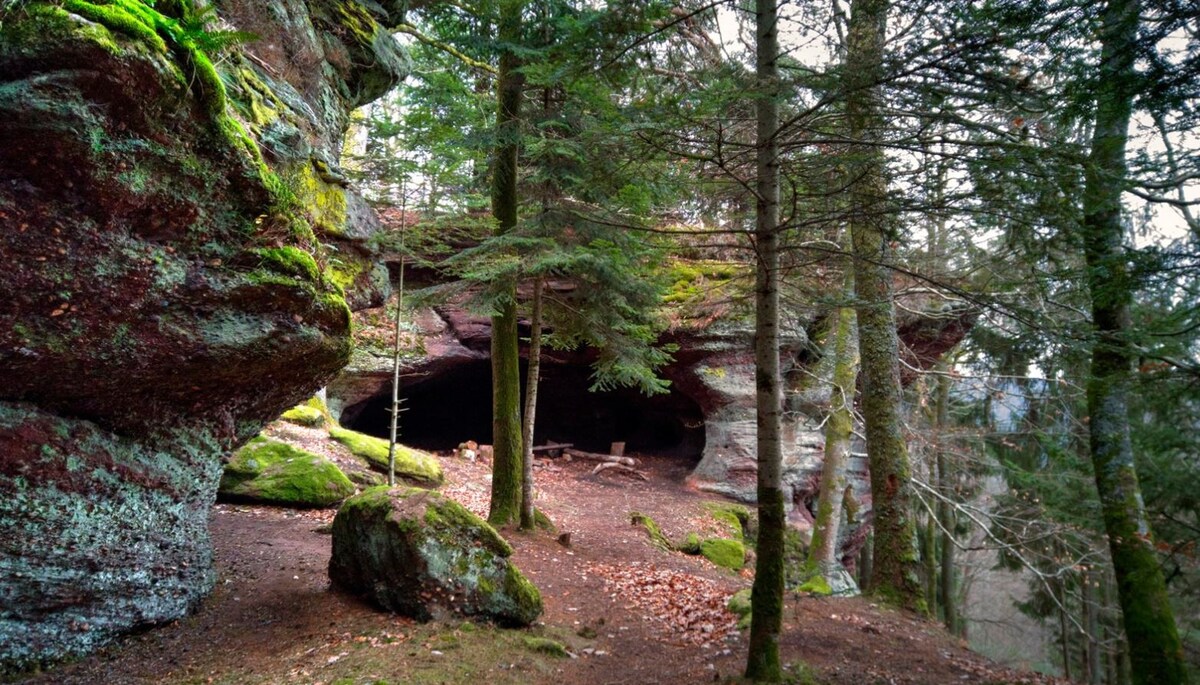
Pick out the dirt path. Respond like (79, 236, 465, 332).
(18, 454, 1062, 685)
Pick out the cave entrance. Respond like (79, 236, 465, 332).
(342, 360, 706, 462)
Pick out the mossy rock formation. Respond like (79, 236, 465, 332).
(218, 436, 354, 507)
(328, 425, 444, 486)
(0, 0, 411, 670)
(329, 487, 543, 627)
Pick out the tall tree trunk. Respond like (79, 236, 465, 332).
(1082, 1, 1186, 682)
(845, 0, 924, 611)
(935, 364, 959, 634)
(488, 0, 526, 527)
(520, 276, 544, 530)
(745, 0, 783, 679)
(809, 287, 859, 578)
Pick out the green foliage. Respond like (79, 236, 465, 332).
(663, 260, 746, 306)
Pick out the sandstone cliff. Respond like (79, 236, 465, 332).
(0, 0, 408, 668)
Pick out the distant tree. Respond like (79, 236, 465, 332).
(807, 271, 859, 587)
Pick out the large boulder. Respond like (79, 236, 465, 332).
(329, 487, 543, 627)
(218, 436, 354, 507)
(0, 0, 412, 669)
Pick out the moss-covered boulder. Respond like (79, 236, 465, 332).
(0, 0, 411, 670)
(281, 403, 326, 427)
(700, 537, 746, 570)
(329, 487, 543, 626)
(219, 436, 354, 507)
(328, 425, 443, 486)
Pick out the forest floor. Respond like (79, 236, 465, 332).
(21, 452, 1067, 685)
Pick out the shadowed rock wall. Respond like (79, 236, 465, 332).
(329, 298, 974, 570)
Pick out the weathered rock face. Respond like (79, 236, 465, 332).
(329, 487, 543, 626)
(0, 0, 410, 669)
(329, 297, 973, 570)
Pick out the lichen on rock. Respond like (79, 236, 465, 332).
(329, 487, 543, 627)
(0, 0, 414, 670)
(0, 403, 222, 670)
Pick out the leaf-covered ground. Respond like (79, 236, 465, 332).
(16, 452, 1066, 685)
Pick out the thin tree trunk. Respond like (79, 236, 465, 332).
(488, 0, 526, 526)
(386, 180, 408, 487)
(935, 362, 958, 634)
(1082, 1, 1185, 682)
(809, 289, 859, 578)
(1060, 579, 1073, 682)
(1085, 569, 1103, 685)
(745, 0, 783, 678)
(520, 276, 544, 530)
(845, 0, 924, 611)
(859, 532, 873, 589)
(924, 510, 938, 618)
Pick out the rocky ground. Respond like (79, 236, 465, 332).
(13, 452, 1065, 685)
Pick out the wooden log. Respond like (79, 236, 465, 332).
(531, 442, 573, 457)
(590, 462, 649, 480)
(610, 441, 626, 457)
(563, 448, 638, 467)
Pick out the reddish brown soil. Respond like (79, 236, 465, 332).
(19, 453, 1063, 685)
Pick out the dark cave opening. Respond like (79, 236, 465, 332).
(342, 361, 706, 462)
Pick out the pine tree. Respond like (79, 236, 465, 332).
(745, 0, 785, 677)
(1081, 0, 1185, 680)
(844, 0, 924, 610)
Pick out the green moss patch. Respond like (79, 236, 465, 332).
(254, 246, 321, 282)
(704, 502, 749, 541)
(662, 259, 745, 305)
(678, 531, 702, 554)
(280, 403, 324, 426)
(726, 588, 753, 630)
(219, 436, 354, 507)
(522, 636, 568, 658)
(699, 538, 745, 570)
(328, 425, 443, 486)
(797, 574, 833, 596)
(630, 511, 673, 552)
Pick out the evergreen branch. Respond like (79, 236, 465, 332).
(395, 22, 497, 76)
